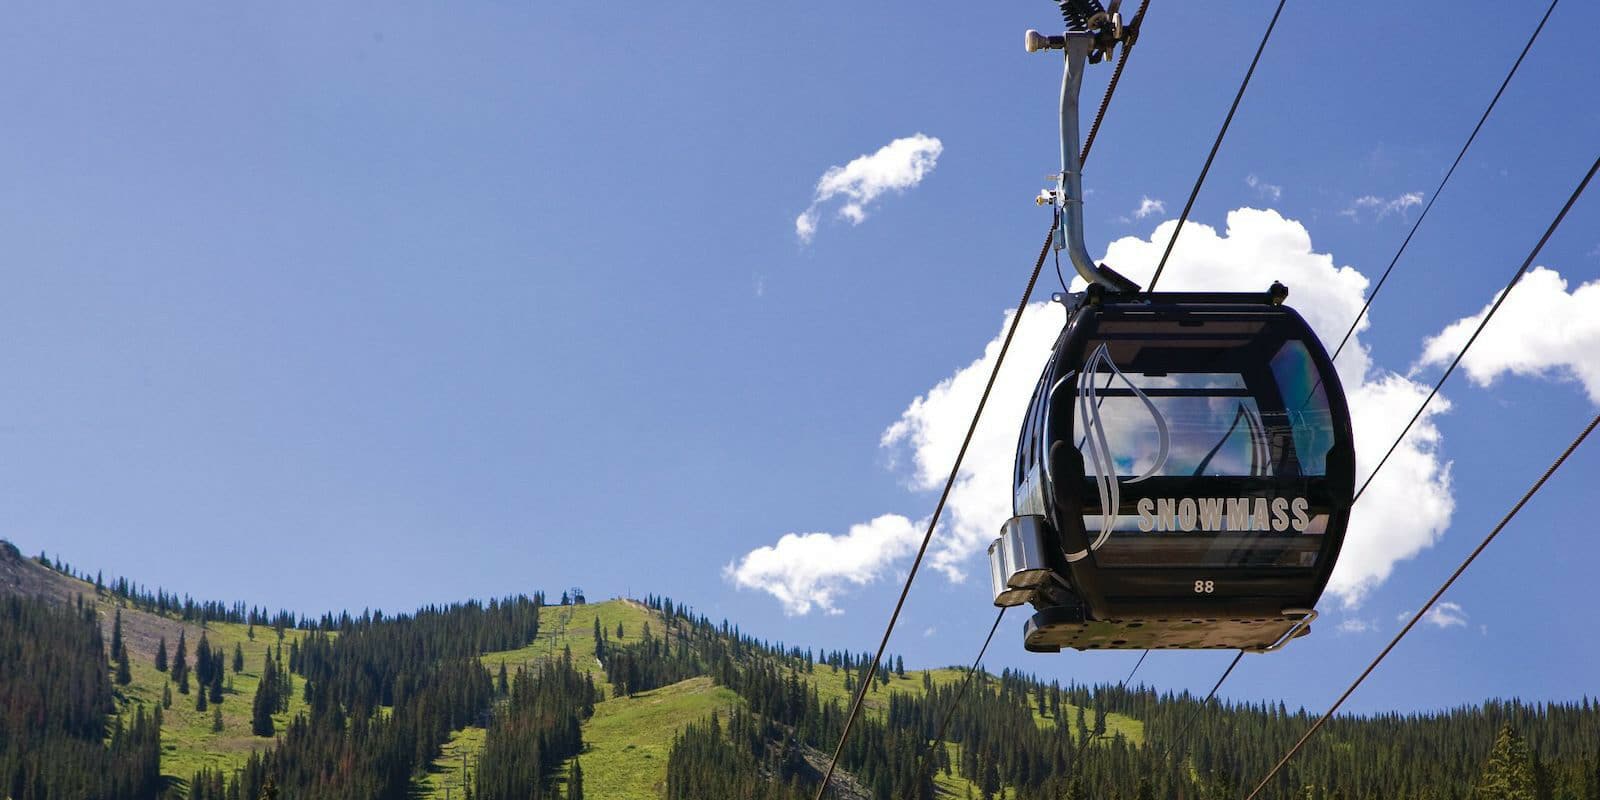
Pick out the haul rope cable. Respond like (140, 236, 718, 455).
(1245, 412, 1600, 800)
(811, 229, 1053, 800)
(909, 0, 1294, 786)
(915, 617, 1152, 791)
(930, 5, 1574, 788)
(1326, 0, 1559, 365)
(1146, 0, 1286, 292)
(1065, 648, 1154, 763)
(911, 607, 1008, 791)
(1161, 152, 1597, 782)
(1354, 151, 1598, 504)
(1153, 650, 1245, 765)
(1243, 153, 1599, 800)
(1146, 4, 1566, 764)
(814, 5, 1158, 793)
(1056, 0, 1150, 295)
(1079, 0, 1149, 166)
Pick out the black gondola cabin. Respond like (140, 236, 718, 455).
(990, 285, 1355, 652)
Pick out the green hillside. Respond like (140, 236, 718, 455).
(113, 618, 313, 782)
(8, 543, 1600, 800)
(415, 598, 1100, 800)
(2, 549, 314, 784)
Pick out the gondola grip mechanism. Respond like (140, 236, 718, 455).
(1028, 27, 1140, 293)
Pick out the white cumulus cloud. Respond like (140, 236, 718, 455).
(1343, 192, 1424, 221)
(731, 207, 1458, 613)
(1247, 174, 1283, 201)
(1124, 196, 1166, 221)
(1417, 267, 1600, 404)
(795, 134, 943, 243)
(1423, 601, 1468, 629)
(1336, 617, 1375, 635)
(722, 514, 921, 616)
(878, 301, 1069, 580)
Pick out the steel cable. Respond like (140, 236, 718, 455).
(896, 6, 1160, 786)
(811, 228, 1054, 800)
(1245, 411, 1600, 800)
(1242, 153, 1600, 799)
(910, 607, 1008, 793)
(1152, 650, 1244, 766)
(1146, 0, 1286, 291)
(1354, 153, 1598, 504)
(815, 6, 1163, 791)
(1079, 0, 1150, 165)
(1327, 0, 1560, 365)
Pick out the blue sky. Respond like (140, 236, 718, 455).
(4, 2, 1598, 716)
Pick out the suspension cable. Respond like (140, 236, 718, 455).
(1152, 149, 1593, 784)
(1146, 0, 1286, 291)
(1245, 411, 1600, 800)
(912, 607, 1007, 791)
(1063, 647, 1154, 763)
(816, 6, 1162, 790)
(893, 9, 1578, 798)
(1154, 650, 1244, 764)
(1119, 648, 1150, 688)
(1079, 0, 1150, 165)
(1061, 0, 1150, 294)
(1240, 152, 1598, 797)
(811, 228, 1054, 800)
(1354, 152, 1598, 504)
(916, 623, 1151, 793)
(1327, 0, 1560, 365)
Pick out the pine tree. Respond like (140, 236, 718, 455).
(233, 642, 244, 674)
(111, 608, 124, 660)
(155, 637, 168, 672)
(567, 759, 585, 800)
(196, 683, 208, 712)
(616, 621, 625, 638)
(174, 630, 190, 694)
(162, 681, 173, 709)
(115, 643, 132, 686)
(196, 632, 212, 689)
(209, 670, 224, 704)
(1136, 777, 1156, 800)
(211, 705, 224, 733)
(1478, 724, 1537, 800)
(250, 665, 276, 737)
(980, 752, 1000, 800)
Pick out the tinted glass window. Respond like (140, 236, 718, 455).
(1076, 372, 1271, 478)
(1269, 340, 1334, 476)
(1060, 313, 1335, 570)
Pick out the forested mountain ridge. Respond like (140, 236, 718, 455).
(4, 539, 1599, 800)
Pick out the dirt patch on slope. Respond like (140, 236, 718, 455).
(0, 539, 225, 660)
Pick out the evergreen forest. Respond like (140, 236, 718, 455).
(4, 541, 1599, 800)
